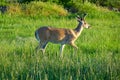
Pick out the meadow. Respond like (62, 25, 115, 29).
(0, 2, 120, 80)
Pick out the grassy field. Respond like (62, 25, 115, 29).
(0, 11, 120, 80)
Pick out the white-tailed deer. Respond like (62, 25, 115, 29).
(35, 13, 90, 57)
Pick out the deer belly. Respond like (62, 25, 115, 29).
(49, 37, 66, 44)
(49, 36, 72, 44)
(49, 40, 64, 44)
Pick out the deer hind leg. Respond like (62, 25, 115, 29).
(40, 41, 48, 53)
(36, 41, 48, 54)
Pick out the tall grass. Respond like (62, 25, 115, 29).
(0, 1, 120, 80)
(0, 12, 120, 79)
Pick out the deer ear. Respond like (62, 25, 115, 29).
(76, 15, 81, 22)
(77, 18, 81, 22)
(83, 13, 87, 19)
(76, 15, 80, 19)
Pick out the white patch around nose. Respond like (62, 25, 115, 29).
(84, 24, 89, 28)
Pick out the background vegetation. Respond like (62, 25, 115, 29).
(0, 0, 120, 80)
(0, 0, 120, 9)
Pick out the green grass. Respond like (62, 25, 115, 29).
(0, 11, 120, 80)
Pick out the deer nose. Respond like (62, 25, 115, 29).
(88, 25, 91, 28)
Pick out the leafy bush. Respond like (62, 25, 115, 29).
(0, 0, 7, 6)
(24, 1, 68, 16)
(7, 1, 68, 16)
(67, 2, 119, 19)
(7, 3, 23, 15)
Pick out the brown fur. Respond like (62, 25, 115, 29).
(37, 26, 78, 44)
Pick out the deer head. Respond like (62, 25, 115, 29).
(77, 13, 90, 28)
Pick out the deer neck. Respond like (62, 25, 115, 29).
(74, 22, 83, 35)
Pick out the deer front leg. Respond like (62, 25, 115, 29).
(69, 42, 78, 54)
(70, 42, 78, 50)
(40, 42, 48, 54)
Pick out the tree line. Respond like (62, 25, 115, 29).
(0, 0, 120, 11)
